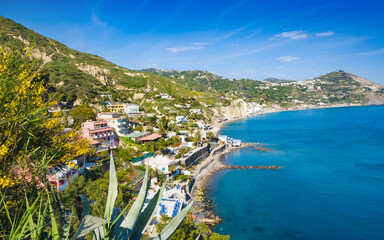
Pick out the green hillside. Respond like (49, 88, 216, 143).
(0, 16, 222, 108)
(1, 16, 383, 116)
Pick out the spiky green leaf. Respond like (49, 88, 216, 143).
(110, 208, 129, 239)
(26, 198, 37, 239)
(76, 194, 90, 221)
(104, 152, 118, 221)
(120, 165, 150, 235)
(153, 199, 195, 240)
(130, 180, 167, 240)
(48, 195, 60, 240)
(92, 225, 105, 240)
(72, 215, 104, 239)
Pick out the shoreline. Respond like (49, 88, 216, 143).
(198, 103, 367, 188)
(191, 103, 370, 225)
(211, 103, 365, 137)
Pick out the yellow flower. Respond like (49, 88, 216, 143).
(43, 118, 59, 129)
(0, 175, 15, 189)
(0, 144, 9, 158)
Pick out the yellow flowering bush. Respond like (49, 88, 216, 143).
(0, 45, 91, 195)
(0, 175, 15, 189)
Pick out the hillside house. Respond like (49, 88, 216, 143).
(176, 116, 186, 123)
(82, 120, 118, 151)
(96, 112, 130, 136)
(189, 109, 201, 114)
(123, 104, 140, 115)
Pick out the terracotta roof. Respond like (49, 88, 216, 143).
(139, 133, 162, 141)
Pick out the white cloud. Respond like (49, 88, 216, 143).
(166, 45, 205, 53)
(91, 12, 107, 28)
(316, 32, 334, 37)
(277, 56, 299, 62)
(359, 48, 384, 56)
(274, 30, 308, 40)
(191, 42, 209, 45)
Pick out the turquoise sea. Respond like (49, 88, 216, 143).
(206, 106, 384, 240)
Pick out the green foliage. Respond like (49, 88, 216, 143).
(0, 16, 379, 119)
(0, 46, 92, 238)
(189, 113, 203, 120)
(155, 169, 167, 184)
(156, 216, 229, 240)
(120, 184, 136, 203)
(209, 233, 230, 240)
(72, 153, 194, 240)
(70, 104, 96, 125)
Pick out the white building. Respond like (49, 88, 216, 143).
(123, 104, 140, 115)
(96, 112, 130, 136)
(144, 185, 185, 218)
(100, 94, 112, 99)
(195, 120, 206, 129)
(139, 155, 177, 173)
(218, 135, 228, 144)
(166, 131, 177, 138)
(189, 109, 201, 114)
(232, 139, 242, 147)
(176, 116, 186, 124)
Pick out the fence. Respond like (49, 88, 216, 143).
(132, 152, 154, 163)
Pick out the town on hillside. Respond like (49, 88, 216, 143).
(47, 95, 245, 234)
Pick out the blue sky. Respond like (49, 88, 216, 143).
(1, 0, 384, 84)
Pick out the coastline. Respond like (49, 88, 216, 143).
(190, 103, 368, 225)
(211, 103, 364, 137)
(198, 103, 366, 187)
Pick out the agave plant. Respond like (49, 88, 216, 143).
(72, 152, 194, 240)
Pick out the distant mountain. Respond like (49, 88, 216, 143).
(1, 16, 383, 119)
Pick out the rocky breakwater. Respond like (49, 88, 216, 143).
(191, 144, 281, 227)
(235, 142, 274, 152)
(226, 165, 280, 170)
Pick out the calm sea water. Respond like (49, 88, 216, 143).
(206, 106, 384, 240)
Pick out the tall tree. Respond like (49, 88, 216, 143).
(70, 104, 96, 125)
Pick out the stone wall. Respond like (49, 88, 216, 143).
(182, 144, 210, 168)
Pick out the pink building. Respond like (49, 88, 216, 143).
(82, 120, 118, 151)
(47, 161, 81, 192)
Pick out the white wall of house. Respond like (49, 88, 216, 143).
(176, 116, 186, 123)
(123, 104, 140, 114)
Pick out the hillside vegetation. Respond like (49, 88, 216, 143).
(1, 16, 383, 119)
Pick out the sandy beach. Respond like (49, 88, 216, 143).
(191, 144, 227, 189)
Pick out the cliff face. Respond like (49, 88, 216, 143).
(214, 99, 258, 119)
(366, 92, 384, 105)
